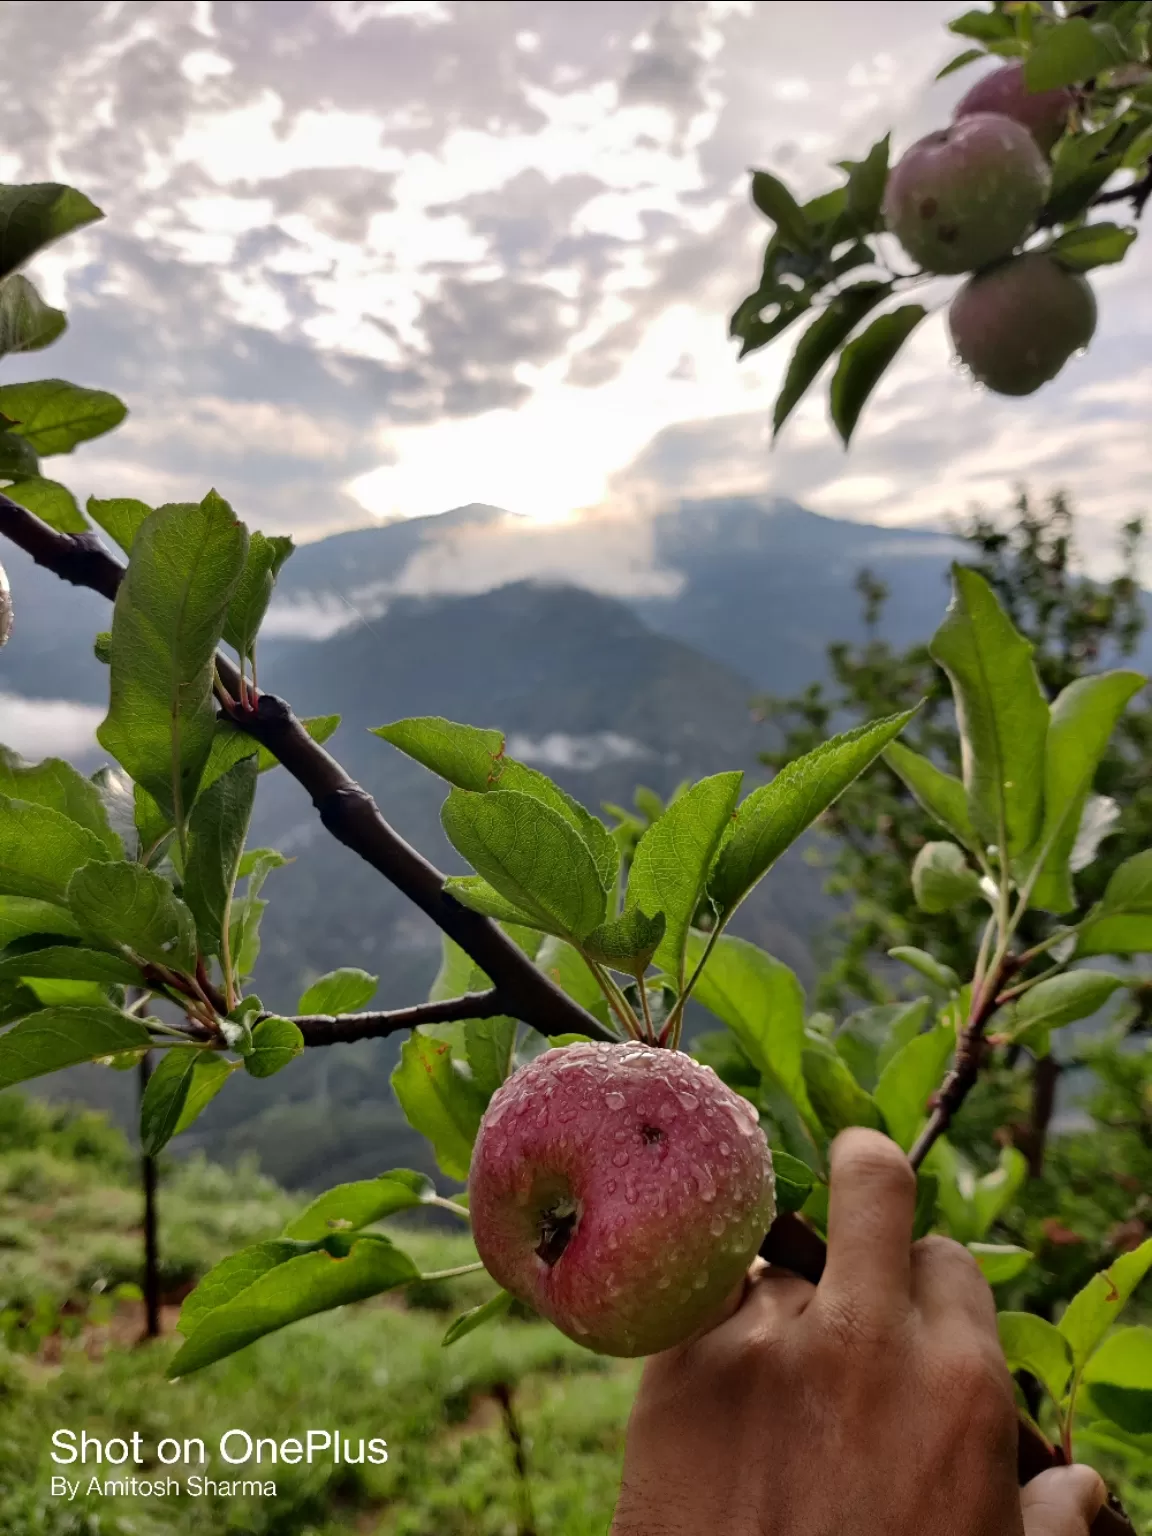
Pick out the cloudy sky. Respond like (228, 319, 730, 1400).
(1, 0, 1148, 570)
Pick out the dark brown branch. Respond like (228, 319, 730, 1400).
(1092, 163, 1152, 218)
(906, 951, 1019, 1171)
(0, 493, 611, 1044)
(285, 989, 509, 1046)
(759, 1212, 1133, 1534)
(1020, 1054, 1061, 1178)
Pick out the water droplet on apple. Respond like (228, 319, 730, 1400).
(535, 1110, 548, 1127)
(657, 1275, 671, 1290)
(709, 1214, 726, 1237)
(614, 1128, 627, 1143)
(719, 1141, 731, 1157)
(612, 1150, 630, 1168)
(677, 1091, 699, 1111)
(606, 1179, 617, 1194)
(693, 1272, 709, 1290)
(559, 1106, 578, 1123)
(624, 1177, 637, 1204)
(697, 1123, 713, 1144)
(604, 1091, 626, 1110)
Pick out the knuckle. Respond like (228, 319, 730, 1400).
(914, 1232, 980, 1272)
(808, 1291, 895, 1364)
(932, 1342, 1015, 1435)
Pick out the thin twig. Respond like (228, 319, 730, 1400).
(0, 494, 611, 1045)
(281, 989, 511, 1046)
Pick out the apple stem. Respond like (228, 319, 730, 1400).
(414, 1261, 486, 1282)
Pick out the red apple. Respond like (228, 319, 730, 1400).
(948, 251, 1096, 396)
(468, 1041, 776, 1357)
(954, 61, 1073, 154)
(883, 113, 1049, 275)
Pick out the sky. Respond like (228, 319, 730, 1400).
(1, 0, 1149, 573)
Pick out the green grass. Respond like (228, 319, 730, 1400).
(0, 1092, 637, 1535)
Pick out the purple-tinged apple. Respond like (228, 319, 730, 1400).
(954, 62, 1073, 155)
(468, 1041, 776, 1357)
(883, 113, 1049, 275)
(948, 251, 1096, 396)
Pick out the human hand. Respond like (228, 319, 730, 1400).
(611, 1127, 1107, 1536)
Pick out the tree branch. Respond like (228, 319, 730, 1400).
(906, 950, 1018, 1170)
(0, 493, 612, 1044)
(1092, 163, 1152, 218)
(284, 989, 509, 1046)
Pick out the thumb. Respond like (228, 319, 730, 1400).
(1021, 1466, 1108, 1536)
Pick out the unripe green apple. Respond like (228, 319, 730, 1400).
(954, 62, 1072, 154)
(948, 251, 1096, 396)
(883, 113, 1049, 274)
(468, 1041, 776, 1357)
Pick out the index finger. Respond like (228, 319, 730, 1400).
(820, 1127, 917, 1320)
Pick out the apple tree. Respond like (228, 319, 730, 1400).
(2, 29, 1152, 1517)
(733, 0, 1152, 441)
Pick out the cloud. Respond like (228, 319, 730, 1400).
(0, 0, 1145, 573)
(0, 695, 105, 759)
(506, 731, 654, 771)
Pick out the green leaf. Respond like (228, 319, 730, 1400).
(883, 741, 978, 852)
(441, 789, 607, 942)
(874, 1026, 954, 1151)
(773, 283, 892, 439)
(169, 1232, 419, 1376)
(229, 850, 289, 980)
(770, 1148, 816, 1214)
(442, 875, 546, 931)
(829, 305, 927, 446)
(1058, 1238, 1152, 1370)
(912, 1172, 938, 1242)
(936, 47, 987, 79)
(969, 1243, 1033, 1286)
(0, 797, 111, 903)
(1077, 914, 1152, 957)
(67, 860, 197, 974)
(0, 429, 39, 479)
(0, 752, 121, 855)
(201, 715, 340, 790)
(1083, 1328, 1152, 1434)
(838, 998, 932, 1090)
(182, 756, 257, 962)
(495, 760, 619, 896)
(949, 8, 1014, 41)
(1050, 222, 1137, 273)
(464, 1017, 517, 1099)
(1003, 970, 1122, 1049)
(749, 170, 813, 249)
(284, 1170, 437, 1241)
(140, 1049, 200, 1155)
(534, 936, 613, 1028)
(1026, 671, 1145, 913)
(998, 1312, 1073, 1404)
(888, 947, 960, 993)
(843, 136, 890, 234)
(582, 909, 666, 979)
(0, 183, 103, 279)
(802, 1036, 884, 1135)
(244, 1017, 304, 1079)
(912, 842, 983, 913)
(688, 932, 817, 1132)
(173, 1053, 236, 1136)
(1024, 15, 1128, 91)
(391, 1032, 486, 1181)
(929, 566, 1049, 858)
(373, 716, 505, 792)
(222, 531, 294, 662)
(0, 896, 80, 949)
(710, 710, 916, 920)
(0, 273, 67, 355)
(971, 1145, 1029, 1240)
(85, 496, 153, 556)
(97, 492, 249, 824)
(297, 968, 378, 1014)
(0, 945, 140, 986)
(0, 380, 126, 456)
(0, 1003, 151, 1089)
(443, 1290, 513, 1346)
(626, 771, 742, 980)
(1099, 850, 1152, 916)
(0, 476, 86, 533)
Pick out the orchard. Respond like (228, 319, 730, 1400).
(1, 2, 1151, 1534)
